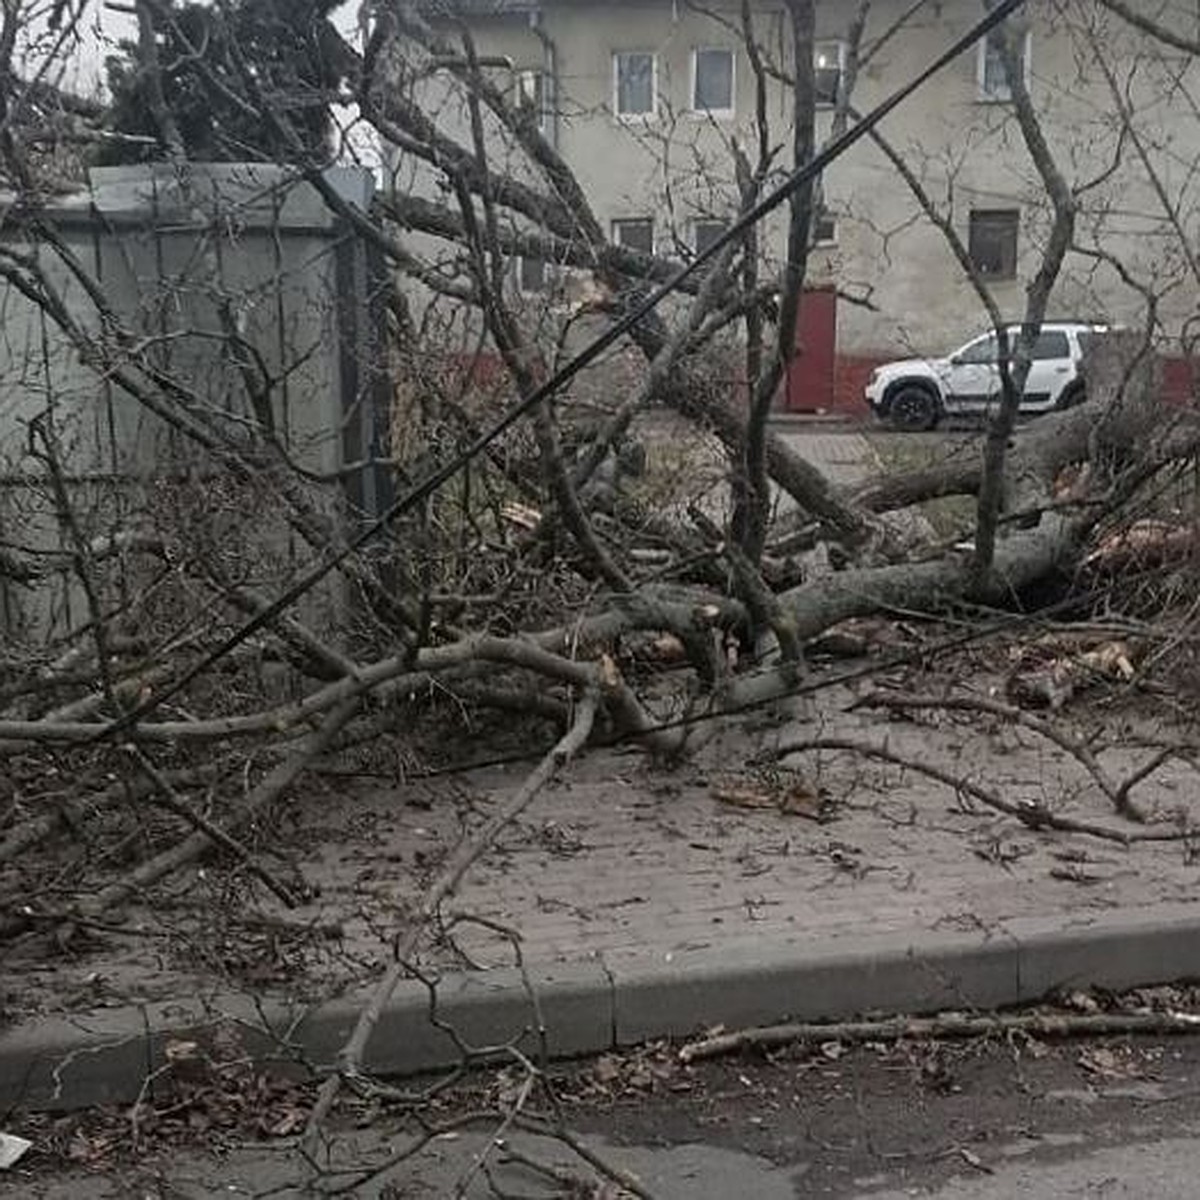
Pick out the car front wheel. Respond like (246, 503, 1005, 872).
(887, 385, 940, 431)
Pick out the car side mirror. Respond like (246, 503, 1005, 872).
(949, 355, 963, 366)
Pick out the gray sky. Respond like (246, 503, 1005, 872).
(32, 1, 365, 100)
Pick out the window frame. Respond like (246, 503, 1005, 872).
(692, 217, 730, 260)
(814, 39, 847, 108)
(976, 26, 1032, 103)
(613, 50, 658, 120)
(690, 46, 736, 118)
(968, 208, 1020, 280)
(811, 204, 838, 247)
(612, 217, 656, 257)
(1029, 329, 1071, 362)
(517, 253, 550, 296)
(515, 68, 547, 133)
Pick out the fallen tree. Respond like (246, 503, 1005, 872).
(0, 0, 1198, 1164)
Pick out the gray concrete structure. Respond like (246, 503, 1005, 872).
(0, 164, 389, 640)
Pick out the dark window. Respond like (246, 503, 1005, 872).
(814, 41, 845, 106)
(812, 205, 837, 245)
(1030, 330, 1070, 360)
(693, 218, 729, 257)
(519, 255, 547, 293)
(969, 209, 1019, 279)
(613, 218, 654, 256)
(615, 51, 655, 116)
(693, 48, 734, 113)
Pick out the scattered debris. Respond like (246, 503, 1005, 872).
(711, 771, 834, 821)
(0, 1133, 32, 1170)
(1003, 633, 1143, 710)
(500, 501, 543, 531)
(1083, 519, 1198, 573)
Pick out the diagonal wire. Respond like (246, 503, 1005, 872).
(96, 0, 1027, 742)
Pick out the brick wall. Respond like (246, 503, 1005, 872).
(831, 354, 886, 417)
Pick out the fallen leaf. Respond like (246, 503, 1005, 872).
(1079, 641, 1136, 681)
(649, 634, 687, 663)
(779, 781, 827, 820)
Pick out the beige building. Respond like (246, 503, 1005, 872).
(398, 0, 1199, 411)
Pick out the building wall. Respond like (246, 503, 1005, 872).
(409, 0, 1200, 409)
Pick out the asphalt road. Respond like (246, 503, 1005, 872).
(8, 1028, 1200, 1197)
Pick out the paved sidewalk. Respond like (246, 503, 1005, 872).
(6, 682, 1200, 1111)
(776, 428, 880, 488)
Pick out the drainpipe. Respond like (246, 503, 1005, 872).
(529, 6, 559, 151)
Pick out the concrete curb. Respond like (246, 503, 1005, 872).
(4, 905, 1200, 1113)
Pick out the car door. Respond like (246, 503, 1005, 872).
(1020, 328, 1072, 409)
(942, 333, 1000, 409)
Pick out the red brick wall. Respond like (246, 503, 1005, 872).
(1163, 357, 1196, 406)
(831, 354, 887, 417)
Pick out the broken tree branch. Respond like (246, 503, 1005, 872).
(303, 686, 600, 1147)
(680, 1008, 1200, 1063)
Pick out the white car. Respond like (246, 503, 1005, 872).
(864, 322, 1108, 431)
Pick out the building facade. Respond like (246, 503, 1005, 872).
(401, 0, 1199, 411)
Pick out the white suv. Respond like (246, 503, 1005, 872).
(864, 322, 1108, 431)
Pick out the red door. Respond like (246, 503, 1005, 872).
(783, 287, 836, 412)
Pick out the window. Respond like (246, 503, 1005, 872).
(978, 25, 1030, 101)
(614, 51, 656, 117)
(516, 68, 546, 131)
(692, 47, 734, 115)
(956, 334, 1000, 365)
(812, 203, 837, 246)
(518, 254, 547, 294)
(956, 328, 1069, 366)
(814, 41, 846, 106)
(612, 218, 655, 256)
(968, 209, 1019, 279)
(693, 218, 729, 258)
(1030, 330, 1070, 360)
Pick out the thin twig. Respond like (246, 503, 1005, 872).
(770, 736, 1196, 844)
(856, 689, 1153, 821)
(303, 688, 599, 1149)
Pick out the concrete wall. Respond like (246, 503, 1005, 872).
(0, 164, 388, 642)
(403, 0, 1200, 405)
